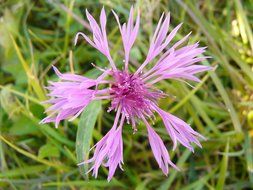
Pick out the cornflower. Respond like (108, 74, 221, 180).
(41, 7, 211, 181)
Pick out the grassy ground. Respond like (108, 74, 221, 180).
(0, 0, 253, 189)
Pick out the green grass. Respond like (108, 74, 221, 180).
(0, 0, 253, 189)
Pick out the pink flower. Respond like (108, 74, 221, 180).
(41, 7, 211, 181)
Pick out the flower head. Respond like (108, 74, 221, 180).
(41, 7, 211, 181)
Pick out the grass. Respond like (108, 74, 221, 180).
(0, 0, 253, 189)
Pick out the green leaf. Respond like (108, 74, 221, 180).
(76, 100, 102, 178)
(216, 139, 230, 190)
(38, 143, 60, 159)
(158, 150, 192, 190)
(0, 136, 67, 170)
(244, 133, 253, 185)
(181, 167, 218, 190)
(0, 165, 47, 178)
(10, 116, 39, 136)
(42, 179, 125, 188)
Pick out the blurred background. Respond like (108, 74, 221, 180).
(0, 0, 253, 189)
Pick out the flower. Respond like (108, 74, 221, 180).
(41, 6, 211, 181)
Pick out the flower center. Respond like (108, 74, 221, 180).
(109, 71, 163, 126)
